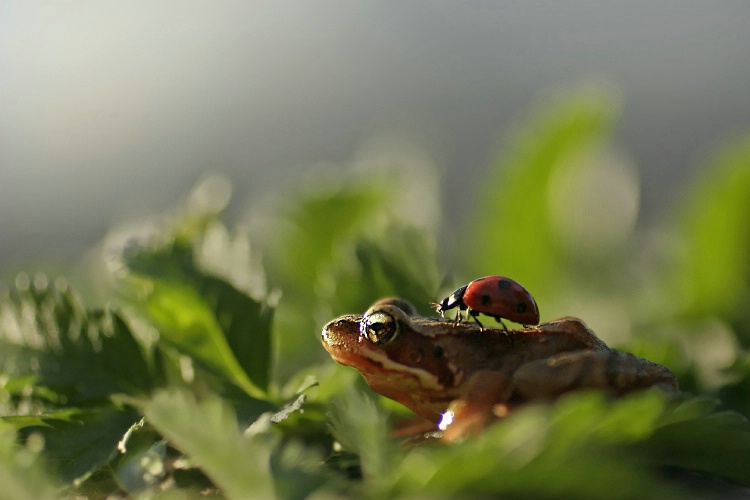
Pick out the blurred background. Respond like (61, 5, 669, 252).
(2, 1, 749, 275)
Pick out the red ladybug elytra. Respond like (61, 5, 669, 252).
(432, 276, 540, 331)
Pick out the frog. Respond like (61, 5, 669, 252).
(321, 298, 678, 440)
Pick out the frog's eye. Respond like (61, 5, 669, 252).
(360, 310, 400, 345)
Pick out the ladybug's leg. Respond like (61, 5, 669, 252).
(495, 317, 510, 334)
(453, 305, 468, 325)
(469, 310, 485, 331)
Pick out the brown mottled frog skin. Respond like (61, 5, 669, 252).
(321, 298, 678, 440)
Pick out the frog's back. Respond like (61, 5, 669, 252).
(412, 316, 610, 373)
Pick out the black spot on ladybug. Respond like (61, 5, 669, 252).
(481, 294, 491, 305)
(517, 303, 527, 313)
(433, 345, 444, 358)
(497, 279, 512, 289)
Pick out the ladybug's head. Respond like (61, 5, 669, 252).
(432, 285, 468, 316)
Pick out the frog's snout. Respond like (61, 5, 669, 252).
(321, 315, 362, 349)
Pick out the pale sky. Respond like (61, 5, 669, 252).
(1, 1, 749, 269)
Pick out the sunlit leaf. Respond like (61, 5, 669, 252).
(199, 275, 274, 392)
(121, 235, 274, 395)
(143, 279, 266, 399)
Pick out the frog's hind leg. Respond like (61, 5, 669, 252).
(513, 350, 679, 400)
(440, 370, 513, 441)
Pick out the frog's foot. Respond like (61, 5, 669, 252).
(439, 370, 513, 442)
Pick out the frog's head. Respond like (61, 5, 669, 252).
(321, 298, 458, 421)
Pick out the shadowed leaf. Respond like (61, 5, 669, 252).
(0, 277, 157, 406)
(16, 407, 141, 484)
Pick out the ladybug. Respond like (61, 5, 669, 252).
(432, 276, 540, 331)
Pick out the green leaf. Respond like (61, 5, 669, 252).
(269, 393, 307, 424)
(267, 182, 388, 293)
(327, 390, 396, 487)
(269, 439, 330, 500)
(386, 397, 685, 500)
(16, 407, 141, 484)
(1, 408, 87, 430)
(324, 224, 441, 316)
(143, 388, 275, 499)
(197, 275, 274, 392)
(143, 279, 266, 399)
(122, 236, 273, 395)
(716, 351, 750, 418)
(646, 399, 750, 485)
(0, 276, 157, 406)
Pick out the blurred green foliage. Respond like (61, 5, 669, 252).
(0, 85, 749, 498)
(466, 85, 622, 311)
(665, 137, 750, 333)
